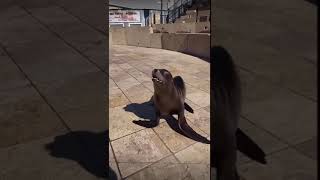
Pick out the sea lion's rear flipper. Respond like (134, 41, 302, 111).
(184, 102, 194, 113)
(236, 128, 267, 164)
(178, 110, 210, 144)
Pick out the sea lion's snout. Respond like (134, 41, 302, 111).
(152, 69, 164, 84)
(152, 69, 157, 78)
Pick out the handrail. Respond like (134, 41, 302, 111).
(166, 0, 194, 23)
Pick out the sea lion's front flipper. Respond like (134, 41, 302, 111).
(155, 107, 160, 126)
(145, 95, 154, 106)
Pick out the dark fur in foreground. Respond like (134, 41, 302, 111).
(212, 46, 266, 180)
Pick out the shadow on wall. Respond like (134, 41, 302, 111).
(45, 130, 117, 180)
(124, 100, 210, 144)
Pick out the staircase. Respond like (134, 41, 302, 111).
(166, 0, 209, 23)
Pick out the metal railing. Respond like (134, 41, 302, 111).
(166, 0, 194, 23)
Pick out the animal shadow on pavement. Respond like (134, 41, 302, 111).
(124, 101, 210, 144)
(45, 130, 118, 180)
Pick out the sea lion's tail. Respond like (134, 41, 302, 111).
(236, 129, 267, 164)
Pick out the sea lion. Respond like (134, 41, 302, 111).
(212, 46, 266, 180)
(151, 69, 194, 134)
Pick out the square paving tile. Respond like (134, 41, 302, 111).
(184, 83, 200, 94)
(194, 71, 210, 81)
(127, 68, 151, 83)
(174, 141, 210, 165)
(109, 78, 117, 89)
(0, 55, 29, 91)
(6, 40, 100, 85)
(109, 144, 121, 180)
(153, 120, 208, 153)
(0, 86, 67, 148)
(125, 155, 183, 180)
(203, 105, 210, 112)
(80, 44, 107, 71)
(37, 71, 105, 113)
(118, 63, 134, 71)
(186, 90, 210, 108)
(141, 81, 154, 92)
(126, 155, 210, 180)
(28, 6, 105, 53)
(233, 42, 317, 100)
(132, 64, 153, 77)
(123, 84, 153, 104)
(109, 86, 130, 108)
(239, 123, 287, 154)
(239, 148, 317, 180)
(239, 70, 317, 145)
(294, 137, 317, 160)
(182, 164, 210, 180)
(109, 105, 145, 140)
(0, 7, 53, 46)
(185, 108, 210, 135)
(55, 1, 106, 32)
(111, 129, 171, 178)
(116, 76, 141, 91)
(182, 74, 210, 92)
(109, 64, 126, 79)
(59, 103, 106, 133)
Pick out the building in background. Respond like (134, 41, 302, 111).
(109, 0, 210, 27)
(109, 5, 146, 27)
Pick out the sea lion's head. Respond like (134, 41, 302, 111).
(152, 69, 173, 92)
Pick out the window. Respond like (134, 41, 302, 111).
(109, 23, 124, 28)
(129, 23, 142, 27)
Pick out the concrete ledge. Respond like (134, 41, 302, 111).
(110, 28, 127, 45)
(149, 33, 162, 49)
(187, 33, 210, 58)
(152, 22, 210, 33)
(126, 27, 151, 47)
(162, 33, 189, 53)
(110, 27, 210, 59)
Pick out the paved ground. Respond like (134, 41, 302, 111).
(0, 0, 317, 180)
(109, 45, 210, 179)
(213, 0, 317, 179)
(0, 1, 107, 179)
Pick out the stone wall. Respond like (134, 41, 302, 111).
(109, 27, 210, 59)
(152, 22, 210, 33)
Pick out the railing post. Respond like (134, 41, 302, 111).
(160, 0, 163, 24)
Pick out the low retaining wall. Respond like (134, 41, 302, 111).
(109, 27, 210, 59)
(152, 22, 210, 33)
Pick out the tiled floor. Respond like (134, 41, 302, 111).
(214, 0, 317, 180)
(0, 1, 107, 179)
(0, 0, 317, 180)
(109, 45, 211, 179)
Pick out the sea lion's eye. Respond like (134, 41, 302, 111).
(163, 71, 171, 78)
